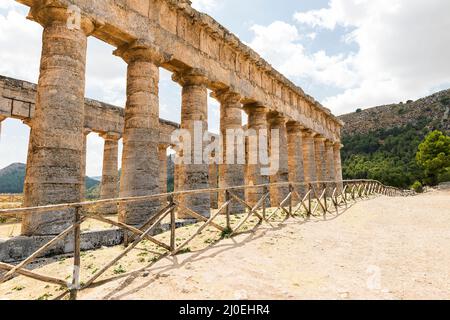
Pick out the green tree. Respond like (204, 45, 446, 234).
(416, 130, 450, 185)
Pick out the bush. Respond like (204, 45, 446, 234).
(356, 108, 362, 113)
(411, 181, 424, 193)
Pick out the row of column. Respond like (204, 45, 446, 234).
(18, 4, 342, 236)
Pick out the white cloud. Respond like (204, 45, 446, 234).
(293, 0, 450, 114)
(0, 8, 41, 82)
(190, 0, 219, 12)
(248, 21, 358, 91)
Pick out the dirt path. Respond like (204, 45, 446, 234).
(75, 190, 450, 300)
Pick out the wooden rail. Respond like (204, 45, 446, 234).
(0, 179, 412, 299)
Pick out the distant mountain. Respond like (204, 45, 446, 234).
(338, 89, 450, 188)
(0, 163, 26, 194)
(0, 163, 101, 195)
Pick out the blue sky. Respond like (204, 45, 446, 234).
(1, 0, 450, 175)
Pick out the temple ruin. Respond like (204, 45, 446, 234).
(0, 0, 344, 236)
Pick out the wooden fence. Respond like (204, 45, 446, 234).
(0, 179, 411, 299)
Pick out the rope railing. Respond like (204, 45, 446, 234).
(0, 179, 412, 299)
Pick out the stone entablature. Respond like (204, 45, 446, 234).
(16, 0, 343, 143)
(0, 75, 178, 145)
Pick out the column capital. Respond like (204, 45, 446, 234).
(172, 68, 209, 87)
(29, 3, 95, 35)
(334, 142, 344, 150)
(313, 134, 327, 142)
(267, 112, 287, 126)
(114, 39, 170, 65)
(100, 132, 121, 141)
(0, 115, 7, 122)
(242, 102, 268, 115)
(211, 89, 241, 104)
(325, 139, 335, 147)
(286, 120, 304, 133)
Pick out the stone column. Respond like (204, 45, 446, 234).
(209, 154, 218, 209)
(243, 103, 269, 207)
(80, 128, 91, 201)
(114, 41, 165, 227)
(99, 132, 120, 214)
(213, 90, 245, 214)
(314, 135, 327, 184)
(158, 144, 168, 194)
(286, 121, 306, 201)
(267, 113, 289, 207)
(22, 6, 94, 236)
(301, 130, 318, 188)
(325, 140, 336, 195)
(172, 68, 210, 217)
(325, 140, 336, 182)
(333, 143, 344, 192)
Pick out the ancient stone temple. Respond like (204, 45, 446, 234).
(0, 0, 344, 236)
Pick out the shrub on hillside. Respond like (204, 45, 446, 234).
(411, 181, 424, 193)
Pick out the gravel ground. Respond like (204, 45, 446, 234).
(80, 190, 450, 300)
(1, 190, 449, 300)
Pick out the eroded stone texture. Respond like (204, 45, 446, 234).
(325, 140, 336, 182)
(314, 136, 327, 186)
(99, 132, 120, 214)
(173, 68, 210, 217)
(115, 41, 163, 227)
(158, 144, 169, 194)
(268, 112, 289, 207)
(286, 121, 306, 200)
(214, 90, 245, 214)
(244, 103, 269, 206)
(21, 5, 94, 236)
(301, 130, 318, 188)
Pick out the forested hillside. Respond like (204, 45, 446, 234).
(339, 89, 450, 188)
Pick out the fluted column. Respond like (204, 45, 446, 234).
(172, 68, 210, 217)
(158, 144, 168, 194)
(243, 103, 269, 207)
(314, 135, 327, 184)
(213, 90, 245, 214)
(334, 143, 344, 192)
(99, 132, 120, 214)
(301, 130, 318, 188)
(114, 41, 165, 226)
(22, 5, 94, 236)
(268, 113, 289, 207)
(80, 128, 91, 200)
(286, 121, 306, 201)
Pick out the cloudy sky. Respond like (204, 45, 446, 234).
(1, 0, 450, 175)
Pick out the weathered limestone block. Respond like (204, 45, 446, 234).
(213, 90, 245, 214)
(158, 144, 169, 194)
(172, 68, 211, 218)
(301, 129, 318, 188)
(268, 112, 289, 207)
(314, 135, 328, 185)
(286, 121, 306, 200)
(115, 41, 165, 227)
(243, 103, 270, 207)
(98, 132, 120, 215)
(22, 5, 94, 236)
